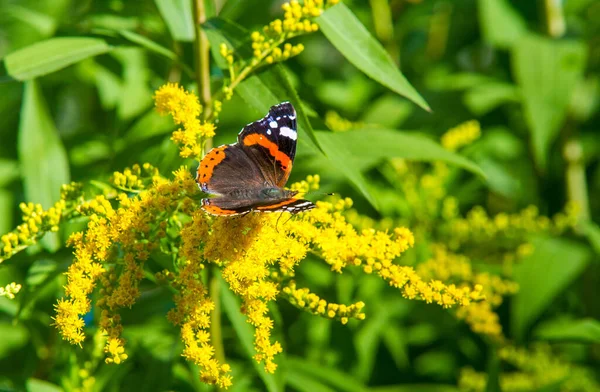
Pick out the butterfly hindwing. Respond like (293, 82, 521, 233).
(202, 197, 315, 216)
(196, 144, 265, 195)
(238, 102, 297, 188)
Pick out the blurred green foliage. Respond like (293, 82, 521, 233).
(0, 0, 599, 391)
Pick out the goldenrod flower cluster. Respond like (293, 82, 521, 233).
(0, 282, 22, 299)
(253, 0, 339, 65)
(218, 0, 340, 101)
(441, 203, 579, 261)
(283, 282, 366, 324)
(0, 84, 491, 390)
(154, 83, 215, 159)
(344, 119, 580, 344)
(324, 110, 364, 132)
(459, 344, 600, 392)
(111, 163, 160, 192)
(0, 182, 82, 263)
(441, 120, 481, 151)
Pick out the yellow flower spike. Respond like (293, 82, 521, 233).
(441, 120, 481, 151)
(154, 83, 209, 159)
(104, 337, 128, 365)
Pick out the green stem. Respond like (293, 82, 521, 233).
(208, 266, 226, 384)
(193, 0, 213, 122)
(564, 139, 590, 224)
(541, 0, 566, 37)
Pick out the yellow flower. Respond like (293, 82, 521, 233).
(0, 282, 22, 299)
(154, 83, 214, 159)
(441, 120, 481, 151)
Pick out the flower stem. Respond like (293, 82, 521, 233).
(193, 0, 213, 124)
(208, 266, 226, 373)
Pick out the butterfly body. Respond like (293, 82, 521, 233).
(196, 102, 315, 216)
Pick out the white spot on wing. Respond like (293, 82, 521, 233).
(269, 121, 278, 128)
(267, 129, 272, 135)
(279, 126, 297, 140)
(289, 114, 296, 120)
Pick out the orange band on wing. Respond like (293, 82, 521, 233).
(242, 134, 292, 178)
(202, 203, 238, 216)
(256, 198, 299, 210)
(197, 146, 227, 186)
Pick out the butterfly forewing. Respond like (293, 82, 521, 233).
(237, 102, 297, 188)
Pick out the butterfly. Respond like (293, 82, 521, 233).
(196, 102, 315, 216)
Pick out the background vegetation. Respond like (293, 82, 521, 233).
(0, 0, 599, 391)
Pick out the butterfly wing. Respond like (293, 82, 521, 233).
(237, 102, 297, 188)
(196, 144, 265, 195)
(202, 197, 315, 216)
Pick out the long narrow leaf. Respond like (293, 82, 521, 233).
(316, 4, 430, 112)
(18, 80, 70, 251)
(5, 37, 111, 81)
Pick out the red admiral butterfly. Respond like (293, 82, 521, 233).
(196, 102, 315, 216)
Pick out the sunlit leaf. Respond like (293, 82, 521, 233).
(155, 0, 195, 42)
(287, 357, 367, 392)
(317, 131, 378, 210)
(316, 3, 430, 112)
(18, 80, 70, 251)
(26, 378, 63, 392)
(5, 37, 111, 81)
(286, 369, 336, 392)
(534, 318, 600, 343)
(317, 129, 485, 178)
(118, 30, 178, 61)
(478, 0, 527, 49)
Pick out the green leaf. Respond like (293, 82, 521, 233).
(477, 0, 527, 49)
(220, 276, 281, 392)
(285, 369, 335, 392)
(371, 386, 459, 392)
(0, 322, 29, 357)
(122, 110, 175, 145)
(112, 48, 153, 120)
(155, 0, 195, 42)
(317, 131, 378, 210)
(18, 80, 70, 251)
(512, 34, 587, 170)
(118, 30, 178, 61)
(534, 318, 600, 343)
(316, 3, 430, 112)
(382, 325, 409, 370)
(26, 379, 64, 392)
(236, 69, 321, 153)
(511, 236, 591, 340)
(203, 17, 252, 69)
(5, 37, 111, 81)
(316, 129, 486, 178)
(463, 82, 520, 116)
(286, 357, 367, 392)
(219, 0, 264, 21)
